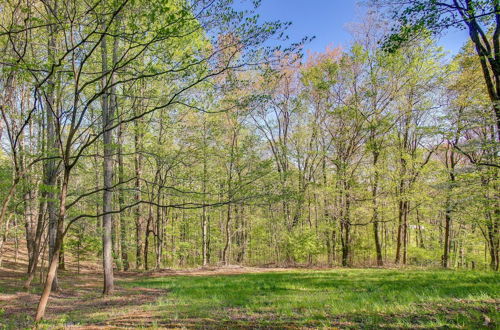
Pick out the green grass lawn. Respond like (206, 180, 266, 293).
(2, 268, 498, 328)
(120, 268, 499, 328)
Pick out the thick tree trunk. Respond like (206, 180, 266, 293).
(464, 17, 500, 142)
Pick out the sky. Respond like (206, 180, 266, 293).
(254, 0, 469, 58)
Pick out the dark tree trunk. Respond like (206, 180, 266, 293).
(371, 150, 383, 266)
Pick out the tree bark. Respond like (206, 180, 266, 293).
(117, 119, 129, 271)
(101, 21, 114, 295)
(134, 109, 144, 269)
(371, 150, 383, 266)
(35, 170, 68, 321)
(201, 119, 209, 266)
(44, 1, 60, 290)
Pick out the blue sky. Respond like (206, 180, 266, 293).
(255, 0, 468, 58)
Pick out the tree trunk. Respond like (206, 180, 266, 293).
(101, 23, 114, 295)
(35, 171, 68, 321)
(442, 142, 457, 268)
(442, 198, 452, 268)
(222, 127, 237, 265)
(24, 196, 46, 288)
(222, 203, 232, 265)
(395, 192, 405, 264)
(45, 8, 60, 290)
(402, 200, 409, 265)
(371, 150, 383, 266)
(201, 122, 209, 266)
(144, 205, 153, 270)
(117, 120, 129, 271)
(134, 114, 144, 269)
(155, 192, 163, 269)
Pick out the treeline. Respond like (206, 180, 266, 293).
(0, 0, 498, 321)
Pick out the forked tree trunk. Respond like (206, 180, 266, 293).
(35, 171, 68, 321)
(24, 197, 46, 288)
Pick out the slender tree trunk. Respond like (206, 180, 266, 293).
(144, 205, 153, 270)
(24, 196, 46, 288)
(101, 23, 114, 295)
(45, 6, 60, 290)
(35, 171, 69, 321)
(416, 209, 425, 248)
(222, 127, 237, 265)
(155, 191, 163, 269)
(371, 150, 383, 266)
(201, 207, 208, 266)
(402, 200, 409, 265)
(321, 151, 336, 267)
(395, 183, 405, 264)
(222, 203, 232, 265)
(340, 179, 351, 267)
(134, 113, 144, 269)
(201, 120, 209, 266)
(486, 210, 499, 271)
(117, 120, 129, 270)
(442, 195, 453, 268)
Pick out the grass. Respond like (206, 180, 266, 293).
(115, 268, 499, 328)
(1, 268, 498, 328)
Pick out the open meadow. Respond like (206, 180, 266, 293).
(0, 262, 498, 328)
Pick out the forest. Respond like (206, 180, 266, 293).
(0, 0, 498, 328)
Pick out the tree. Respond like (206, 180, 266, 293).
(376, 0, 500, 142)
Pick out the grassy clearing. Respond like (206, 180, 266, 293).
(115, 268, 498, 328)
(1, 268, 498, 328)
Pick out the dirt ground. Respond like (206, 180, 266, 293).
(0, 243, 300, 328)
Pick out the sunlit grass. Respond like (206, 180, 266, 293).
(124, 268, 499, 328)
(3, 268, 497, 328)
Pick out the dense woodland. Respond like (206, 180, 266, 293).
(0, 0, 498, 322)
